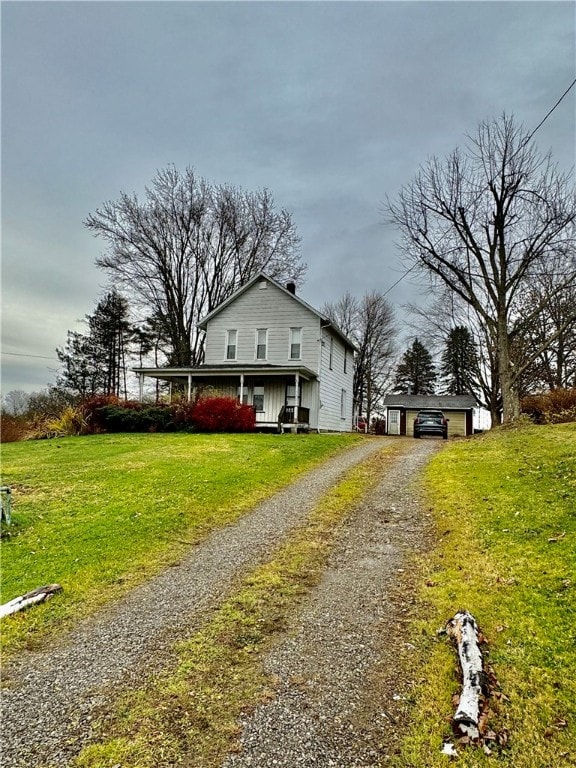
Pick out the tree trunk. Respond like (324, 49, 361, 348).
(0, 584, 62, 618)
(446, 610, 484, 739)
(497, 315, 520, 422)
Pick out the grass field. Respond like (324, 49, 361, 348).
(394, 423, 576, 767)
(0, 431, 361, 656)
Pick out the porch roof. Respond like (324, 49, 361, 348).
(133, 364, 317, 381)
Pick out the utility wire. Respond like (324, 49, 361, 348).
(523, 77, 576, 145)
(2, 351, 60, 361)
(381, 263, 419, 298)
(384, 78, 576, 295)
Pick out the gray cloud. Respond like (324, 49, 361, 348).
(2, 1, 574, 392)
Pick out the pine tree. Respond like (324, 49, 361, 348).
(394, 338, 437, 394)
(440, 326, 479, 395)
(57, 291, 133, 398)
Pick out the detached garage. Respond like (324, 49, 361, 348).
(383, 395, 477, 438)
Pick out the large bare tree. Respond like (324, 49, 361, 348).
(86, 166, 304, 366)
(387, 114, 576, 421)
(323, 291, 396, 423)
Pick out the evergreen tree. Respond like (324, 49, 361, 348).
(440, 326, 479, 395)
(394, 338, 437, 394)
(57, 291, 134, 398)
(88, 291, 132, 397)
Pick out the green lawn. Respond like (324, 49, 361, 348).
(395, 423, 576, 767)
(1, 432, 361, 655)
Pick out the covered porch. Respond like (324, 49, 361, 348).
(133, 364, 317, 431)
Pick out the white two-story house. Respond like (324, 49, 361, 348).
(134, 273, 356, 431)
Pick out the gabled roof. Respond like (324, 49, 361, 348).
(197, 272, 357, 351)
(383, 394, 477, 410)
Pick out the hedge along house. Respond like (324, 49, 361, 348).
(383, 394, 477, 437)
(133, 273, 357, 432)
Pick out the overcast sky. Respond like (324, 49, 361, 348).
(2, 0, 575, 394)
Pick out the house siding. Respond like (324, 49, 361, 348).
(189, 376, 316, 427)
(318, 328, 354, 431)
(129, 275, 356, 432)
(204, 280, 321, 373)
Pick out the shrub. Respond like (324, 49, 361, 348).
(521, 388, 576, 424)
(0, 414, 28, 443)
(191, 397, 255, 433)
(81, 395, 122, 433)
(47, 406, 88, 436)
(172, 397, 199, 429)
(96, 404, 175, 433)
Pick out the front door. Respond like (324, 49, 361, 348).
(388, 409, 400, 435)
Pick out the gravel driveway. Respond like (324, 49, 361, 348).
(223, 437, 440, 767)
(1, 437, 395, 768)
(2, 437, 441, 768)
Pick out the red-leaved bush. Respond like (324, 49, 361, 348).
(191, 396, 255, 432)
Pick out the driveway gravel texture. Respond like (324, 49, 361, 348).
(1, 436, 441, 768)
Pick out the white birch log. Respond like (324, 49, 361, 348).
(446, 610, 483, 739)
(0, 584, 62, 619)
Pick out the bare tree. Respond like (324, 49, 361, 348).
(86, 166, 304, 367)
(512, 258, 576, 392)
(387, 114, 576, 422)
(323, 291, 396, 423)
(2, 390, 30, 416)
(406, 291, 502, 424)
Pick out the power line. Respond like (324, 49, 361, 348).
(2, 351, 60, 361)
(524, 77, 576, 145)
(386, 78, 576, 294)
(382, 263, 419, 298)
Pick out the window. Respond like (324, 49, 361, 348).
(286, 384, 301, 406)
(226, 330, 237, 360)
(290, 327, 302, 360)
(256, 329, 267, 360)
(253, 386, 265, 412)
(344, 348, 347, 373)
(329, 337, 334, 370)
(341, 389, 346, 419)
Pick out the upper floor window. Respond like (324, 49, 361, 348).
(290, 327, 302, 360)
(344, 348, 347, 374)
(226, 329, 237, 360)
(256, 328, 268, 360)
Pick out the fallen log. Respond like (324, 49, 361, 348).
(0, 584, 63, 619)
(446, 610, 484, 739)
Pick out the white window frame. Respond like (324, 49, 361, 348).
(226, 329, 237, 361)
(329, 336, 334, 370)
(255, 328, 268, 360)
(289, 327, 302, 360)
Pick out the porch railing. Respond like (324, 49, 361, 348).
(278, 405, 310, 425)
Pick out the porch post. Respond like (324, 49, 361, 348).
(187, 374, 192, 402)
(239, 373, 245, 403)
(294, 373, 300, 424)
(138, 373, 144, 403)
(169, 380, 173, 403)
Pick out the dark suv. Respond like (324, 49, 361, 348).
(413, 410, 448, 439)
